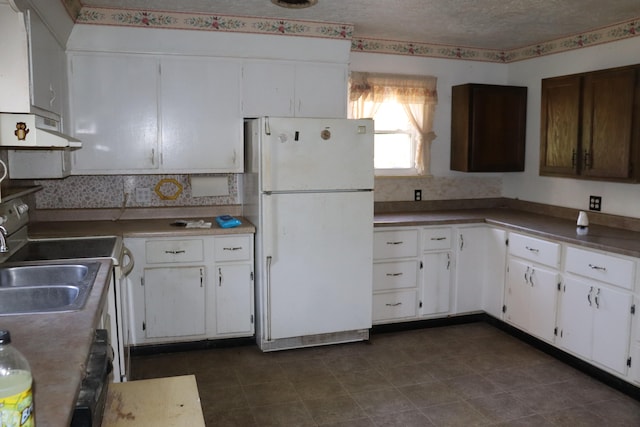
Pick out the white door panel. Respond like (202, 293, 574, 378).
(263, 191, 373, 340)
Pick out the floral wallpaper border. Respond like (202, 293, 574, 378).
(58, 0, 640, 63)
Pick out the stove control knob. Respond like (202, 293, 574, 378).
(16, 204, 29, 215)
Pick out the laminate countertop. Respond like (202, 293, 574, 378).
(0, 259, 113, 427)
(0, 217, 254, 427)
(375, 208, 640, 258)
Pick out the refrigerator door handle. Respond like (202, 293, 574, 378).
(266, 255, 273, 340)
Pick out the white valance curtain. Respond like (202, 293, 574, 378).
(349, 72, 438, 174)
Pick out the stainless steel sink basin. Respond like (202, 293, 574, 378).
(0, 262, 101, 315)
(0, 264, 93, 287)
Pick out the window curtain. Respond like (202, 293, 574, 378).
(349, 72, 438, 174)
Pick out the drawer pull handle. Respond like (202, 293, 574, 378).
(223, 247, 243, 251)
(165, 250, 186, 254)
(386, 273, 403, 277)
(430, 237, 446, 241)
(386, 241, 403, 245)
(525, 246, 539, 253)
(385, 302, 402, 307)
(588, 264, 607, 271)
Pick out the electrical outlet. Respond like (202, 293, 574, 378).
(414, 189, 422, 201)
(135, 187, 152, 204)
(589, 195, 602, 211)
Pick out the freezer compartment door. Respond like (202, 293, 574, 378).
(263, 191, 373, 340)
(261, 117, 373, 192)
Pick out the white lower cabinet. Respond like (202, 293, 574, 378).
(504, 232, 560, 343)
(420, 227, 453, 316)
(559, 276, 633, 375)
(505, 258, 559, 343)
(125, 234, 254, 346)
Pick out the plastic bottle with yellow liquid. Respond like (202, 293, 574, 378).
(0, 330, 34, 426)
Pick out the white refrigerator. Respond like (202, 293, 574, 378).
(243, 117, 374, 351)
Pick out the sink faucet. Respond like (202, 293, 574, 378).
(0, 226, 8, 253)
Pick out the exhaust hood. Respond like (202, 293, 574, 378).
(0, 113, 81, 148)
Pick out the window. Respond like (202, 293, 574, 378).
(349, 72, 438, 176)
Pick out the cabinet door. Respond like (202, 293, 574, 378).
(144, 266, 206, 338)
(295, 63, 347, 118)
(242, 61, 295, 117)
(70, 54, 159, 173)
(559, 277, 593, 360)
(527, 265, 559, 343)
(504, 258, 530, 331)
(28, 9, 65, 116)
(591, 284, 633, 374)
(582, 67, 637, 180)
(454, 227, 485, 313)
(160, 57, 242, 172)
(215, 264, 254, 335)
(450, 84, 526, 172)
(482, 227, 507, 318)
(420, 252, 451, 315)
(540, 75, 581, 176)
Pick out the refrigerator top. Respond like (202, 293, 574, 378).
(252, 117, 374, 193)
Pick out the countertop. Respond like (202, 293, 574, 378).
(375, 208, 640, 258)
(0, 259, 113, 427)
(27, 216, 256, 239)
(1, 216, 254, 426)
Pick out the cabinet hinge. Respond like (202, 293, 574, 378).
(502, 305, 506, 313)
(554, 327, 558, 336)
(251, 314, 254, 324)
(141, 277, 144, 287)
(250, 271, 254, 281)
(627, 357, 632, 368)
(505, 238, 509, 246)
(631, 304, 636, 315)
(420, 261, 423, 269)
(419, 301, 423, 308)
(557, 282, 561, 291)
(142, 321, 146, 331)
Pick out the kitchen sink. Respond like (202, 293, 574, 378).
(0, 262, 101, 315)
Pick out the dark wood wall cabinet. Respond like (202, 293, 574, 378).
(540, 64, 640, 182)
(450, 83, 527, 172)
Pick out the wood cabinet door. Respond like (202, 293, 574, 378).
(540, 75, 582, 176)
(582, 67, 638, 180)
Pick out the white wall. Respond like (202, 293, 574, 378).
(505, 37, 640, 217)
(352, 38, 640, 215)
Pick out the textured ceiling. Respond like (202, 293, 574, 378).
(79, 0, 640, 50)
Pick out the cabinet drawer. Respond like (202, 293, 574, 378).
(373, 260, 419, 291)
(508, 233, 560, 268)
(373, 229, 419, 260)
(214, 235, 252, 262)
(146, 239, 204, 263)
(373, 290, 417, 322)
(565, 246, 635, 290)
(422, 227, 452, 250)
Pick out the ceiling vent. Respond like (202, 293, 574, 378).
(271, 0, 318, 9)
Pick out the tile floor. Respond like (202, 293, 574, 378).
(131, 322, 640, 426)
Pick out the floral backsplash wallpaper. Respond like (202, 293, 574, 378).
(34, 174, 238, 209)
(32, 173, 500, 210)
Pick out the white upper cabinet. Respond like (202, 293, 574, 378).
(69, 53, 243, 174)
(0, 5, 65, 118)
(69, 53, 160, 173)
(242, 60, 347, 118)
(160, 57, 242, 172)
(28, 9, 65, 117)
